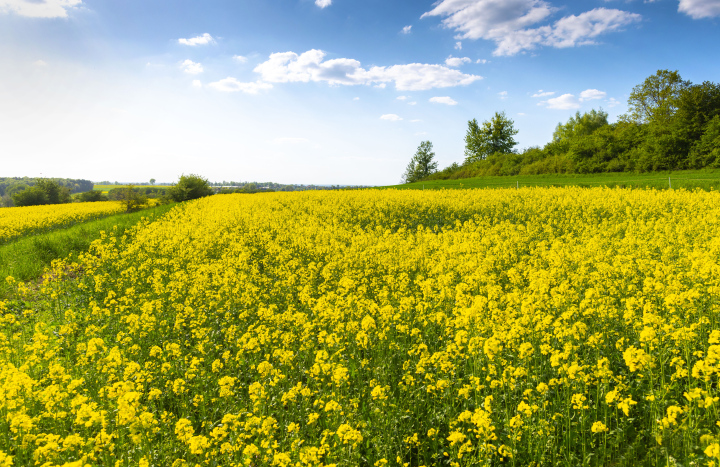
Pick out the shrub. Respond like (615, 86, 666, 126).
(166, 174, 213, 202)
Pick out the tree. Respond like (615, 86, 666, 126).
(402, 141, 438, 183)
(553, 109, 609, 142)
(116, 185, 148, 212)
(12, 186, 48, 207)
(167, 174, 214, 202)
(149, 178, 156, 186)
(626, 69, 691, 124)
(78, 190, 108, 202)
(464, 111, 518, 163)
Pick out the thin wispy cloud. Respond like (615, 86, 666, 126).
(0, 0, 81, 18)
(401, 25, 412, 34)
(430, 96, 458, 105)
(380, 114, 403, 121)
(538, 88, 608, 109)
(207, 78, 273, 94)
(532, 90, 555, 97)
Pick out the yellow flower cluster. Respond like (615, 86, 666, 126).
(2, 187, 720, 466)
(0, 201, 125, 243)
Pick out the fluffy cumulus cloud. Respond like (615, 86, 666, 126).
(580, 88, 606, 100)
(0, 0, 81, 18)
(181, 59, 203, 75)
(380, 114, 403, 121)
(233, 55, 248, 63)
(178, 33, 215, 46)
(422, 0, 641, 56)
(430, 96, 459, 105)
(253, 49, 482, 91)
(538, 88, 608, 109)
(402, 25, 412, 34)
(315, 0, 332, 8)
(207, 78, 273, 94)
(540, 93, 581, 109)
(445, 56, 472, 67)
(678, 0, 720, 18)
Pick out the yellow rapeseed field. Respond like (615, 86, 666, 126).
(0, 202, 125, 243)
(1, 187, 720, 466)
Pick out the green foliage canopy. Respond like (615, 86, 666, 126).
(464, 111, 518, 163)
(403, 141, 438, 183)
(167, 174, 214, 202)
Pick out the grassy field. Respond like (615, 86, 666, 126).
(2, 188, 720, 466)
(385, 169, 720, 191)
(0, 203, 175, 298)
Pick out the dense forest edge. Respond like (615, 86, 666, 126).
(403, 69, 720, 184)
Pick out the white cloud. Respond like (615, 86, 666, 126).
(411, 119, 422, 122)
(380, 114, 403, 121)
(476, 59, 488, 64)
(518, 112, 526, 116)
(445, 56, 472, 67)
(397, 95, 409, 100)
(33, 60, 48, 67)
(192, 80, 202, 88)
(539, 93, 581, 109)
(233, 55, 248, 63)
(607, 97, 621, 107)
(181, 59, 203, 75)
(353, 97, 360, 101)
(422, 1, 641, 56)
(273, 137, 310, 144)
(579, 88, 606, 101)
(430, 96, 459, 105)
(679, 0, 720, 18)
(532, 90, 555, 97)
(408, 101, 417, 105)
(253, 49, 482, 91)
(178, 33, 215, 46)
(207, 78, 273, 94)
(0, 0, 81, 18)
(455, 41, 463, 50)
(315, 0, 332, 8)
(402, 25, 412, 34)
(498, 91, 508, 99)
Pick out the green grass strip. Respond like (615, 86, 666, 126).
(0, 203, 177, 298)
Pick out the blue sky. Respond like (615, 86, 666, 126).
(1, 0, 719, 185)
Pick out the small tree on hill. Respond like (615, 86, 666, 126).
(464, 111, 518, 163)
(167, 174, 214, 202)
(403, 141, 438, 183)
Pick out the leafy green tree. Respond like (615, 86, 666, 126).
(464, 112, 518, 163)
(12, 186, 48, 207)
(35, 179, 71, 204)
(167, 174, 214, 202)
(690, 115, 720, 168)
(115, 185, 148, 212)
(626, 69, 691, 124)
(402, 141, 438, 183)
(78, 190, 108, 202)
(149, 178, 156, 186)
(552, 109, 609, 142)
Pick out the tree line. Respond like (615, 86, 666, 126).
(0, 178, 94, 207)
(403, 69, 720, 183)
